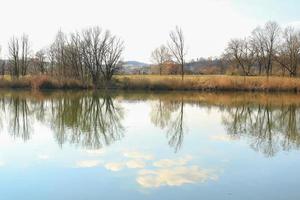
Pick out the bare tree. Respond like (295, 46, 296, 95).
(35, 49, 46, 74)
(168, 26, 187, 80)
(0, 46, 5, 77)
(151, 45, 171, 75)
(275, 27, 300, 77)
(80, 27, 110, 87)
(65, 32, 86, 81)
(225, 38, 255, 76)
(263, 21, 281, 76)
(20, 34, 30, 76)
(8, 34, 31, 78)
(103, 35, 124, 82)
(47, 44, 56, 76)
(8, 37, 20, 78)
(52, 30, 67, 77)
(250, 27, 267, 75)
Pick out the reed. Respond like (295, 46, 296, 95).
(115, 75, 300, 92)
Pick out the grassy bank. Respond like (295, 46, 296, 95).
(115, 75, 300, 92)
(1, 75, 300, 92)
(0, 75, 91, 90)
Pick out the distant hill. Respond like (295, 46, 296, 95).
(123, 61, 150, 67)
(121, 61, 151, 74)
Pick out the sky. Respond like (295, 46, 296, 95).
(0, 0, 299, 62)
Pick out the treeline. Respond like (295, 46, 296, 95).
(223, 21, 300, 77)
(0, 26, 124, 87)
(149, 21, 300, 77)
(1, 21, 300, 84)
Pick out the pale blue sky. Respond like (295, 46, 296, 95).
(232, 0, 300, 23)
(0, 0, 298, 62)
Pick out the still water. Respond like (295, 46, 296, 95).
(0, 90, 299, 200)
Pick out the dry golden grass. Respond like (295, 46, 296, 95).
(115, 75, 300, 92)
(0, 75, 91, 90)
(0, 74, 300, 92)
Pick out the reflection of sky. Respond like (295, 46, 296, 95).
(0, 101, 299, 200)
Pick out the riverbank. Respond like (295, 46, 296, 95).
(1, 75, 300, 92)
(115, 75, 300, 92)
(0, 75, 92, 90)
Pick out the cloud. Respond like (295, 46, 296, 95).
(153, 156, 193, 168)
(209, 134, 235, 142)
(126, 160, 146, 169)
(123, 151, 154, 160)
(137, 166, 218, 188)
(0, 161, 5, 167)
(105, 162, 125, 171)
(76, 160, 101, 168)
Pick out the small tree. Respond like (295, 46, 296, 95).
(151, 45, 171, 75)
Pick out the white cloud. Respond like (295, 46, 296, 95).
(137, 166, 218, 188)
(126, 160, 146, 169)
(76, 160, 101, 168)
(153, 156, 193, 168)
(105, 162, 125, 171)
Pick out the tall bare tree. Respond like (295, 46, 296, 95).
(263, 21, 281, 76)
(103, 35, 124, 82)
(80, 27, 110, 87)
(168, 26, 187, 80)
(20, 34, 30, 76)
(8, 37, 20, 78)
(52, 30, 67, 77)
(8, 34, 31, 78)
(250, 27, 267, 75)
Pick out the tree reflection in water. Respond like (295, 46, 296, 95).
(222, 103, 300, 156)
(0, 92, 124, 149)
(149, 93, 300, 156)
(9, 97, 32, 141)
(1, 91, 300, 156)
(51, 93, 124, 149)
(150, 97, 185, 152)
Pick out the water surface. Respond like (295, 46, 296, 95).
(0, 91, 299, 200)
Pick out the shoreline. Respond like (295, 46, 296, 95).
(1, 75, 300, 93)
